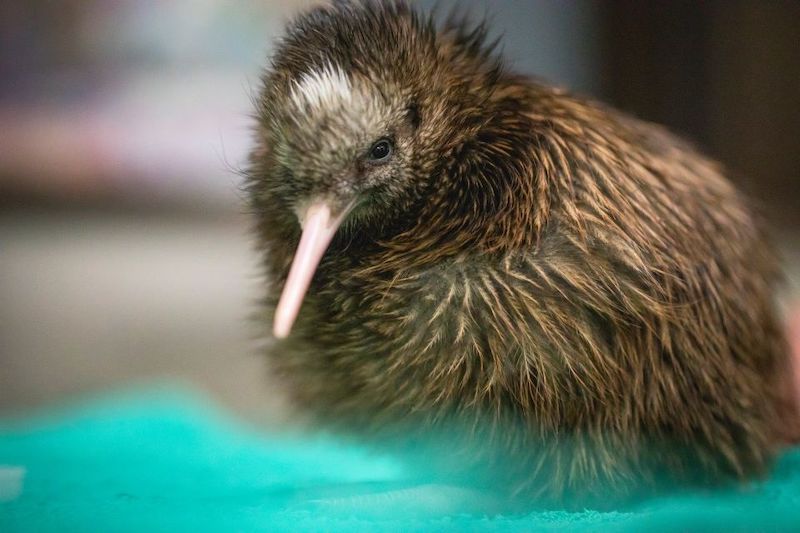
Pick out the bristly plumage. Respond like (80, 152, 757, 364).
(246, 0, 799, 504)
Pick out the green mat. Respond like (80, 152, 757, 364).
(1, 385, 799, 532)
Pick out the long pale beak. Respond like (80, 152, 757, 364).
(273, 199, 353, 339)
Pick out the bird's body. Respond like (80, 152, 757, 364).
(247, 1, 798, 503)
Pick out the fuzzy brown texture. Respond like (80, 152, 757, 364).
(246, 1, 799, 502)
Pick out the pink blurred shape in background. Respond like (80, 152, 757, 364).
(0, 0, 303, 209)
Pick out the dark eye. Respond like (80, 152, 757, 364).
(368, 138, 393, 162)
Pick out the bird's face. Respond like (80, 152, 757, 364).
(272, 62, 422, 227)
(265, 61, 427, 338)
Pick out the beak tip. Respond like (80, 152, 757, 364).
(273, 320, 291, 340)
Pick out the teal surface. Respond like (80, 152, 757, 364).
(1, 385, 799, 532)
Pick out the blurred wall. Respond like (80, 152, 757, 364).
(601, 0, 800, 227)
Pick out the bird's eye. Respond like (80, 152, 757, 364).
(368, 139, 393, 162)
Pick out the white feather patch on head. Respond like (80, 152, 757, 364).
(290, 62, 353, 110)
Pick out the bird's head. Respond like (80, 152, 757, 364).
(251, 1, 506, 338)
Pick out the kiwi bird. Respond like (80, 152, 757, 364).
(247, 1, 799, 502)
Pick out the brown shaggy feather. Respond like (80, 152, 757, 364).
(246, 0, 799, 503)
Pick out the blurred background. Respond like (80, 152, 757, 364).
(2, 1, 798, 423)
